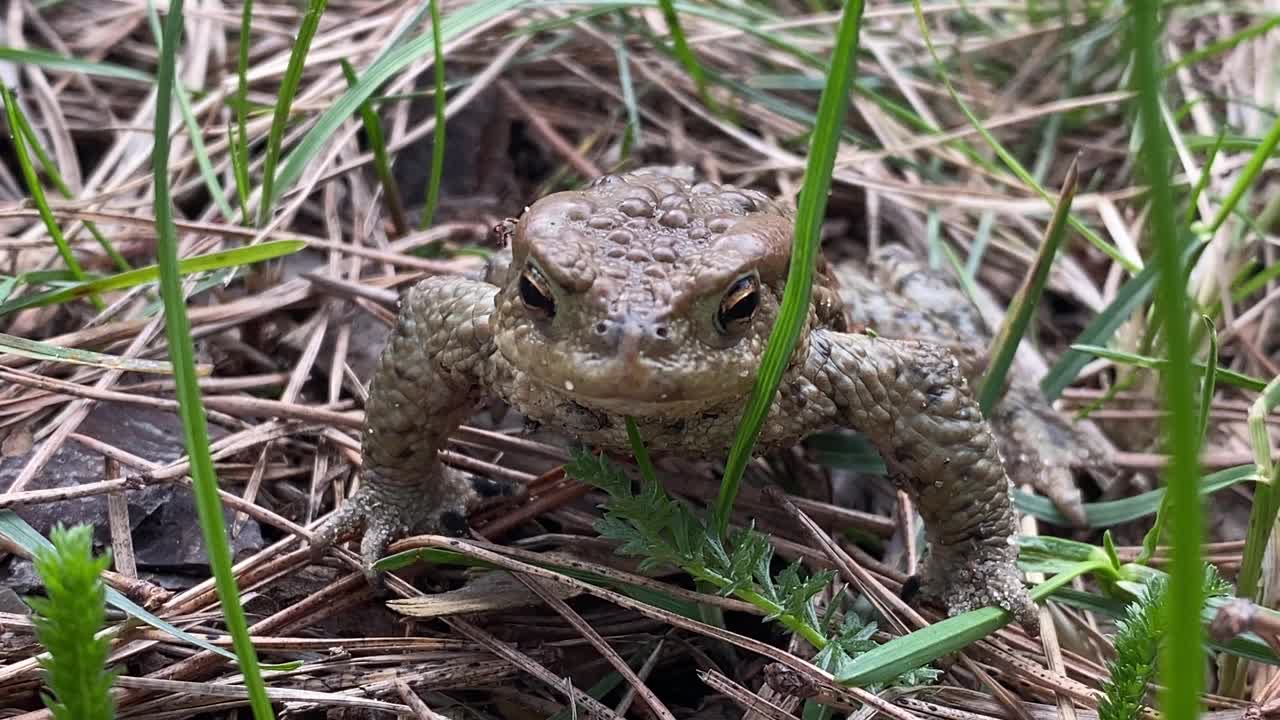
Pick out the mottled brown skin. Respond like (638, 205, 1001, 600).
(833, 247, 1113, 527)
(313, 168, 1037, 626)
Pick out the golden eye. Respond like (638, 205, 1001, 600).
(519, 266, 556, 319)
(715, 274, 759, 334)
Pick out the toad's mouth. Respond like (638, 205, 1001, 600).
(523, 355, 750, 416)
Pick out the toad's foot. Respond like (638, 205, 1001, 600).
(916, 544, 1038, 628)
(311, 468, 520, 582)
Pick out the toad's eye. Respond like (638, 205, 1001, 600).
(715, 274, 760, 334)
(519, 266, 556, 319)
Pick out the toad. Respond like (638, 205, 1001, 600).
(314, 167, 1072, 626)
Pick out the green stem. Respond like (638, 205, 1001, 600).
(689, 566, 828, 649)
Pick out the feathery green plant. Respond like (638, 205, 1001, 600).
(1098, 568, 1231, 720)
(29, 524, 117, 720)
(569, 450, 938, 687)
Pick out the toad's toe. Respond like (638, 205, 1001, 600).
(918, 548, 1039, 632)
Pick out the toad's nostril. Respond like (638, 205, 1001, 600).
(654, 325, 670, 339)
(595, 322, 609, 335)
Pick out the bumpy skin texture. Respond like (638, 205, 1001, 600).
(314, 168, 1037, 626)
(834, 246, 1114, 526)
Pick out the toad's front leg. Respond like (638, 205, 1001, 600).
(802, 330, 1036, 629)
(312, 276, 518, 580)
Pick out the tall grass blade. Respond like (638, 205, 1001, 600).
(1071, 344, 1267, 394)
(153, 3, 276, 717)
(714, 0, 865, 534)
(1014, 464, 1253, 528)
(419, 0, 448, 231)
(340, 61, 407, 236)
(838, 565, 1091, 686)
(1041, 239, 1206, 401)
(7, 93, 131, 272)
(1164, 15, 1280, 74)
(1221, 375, 1280, 695)
(257, 0, 330, 226)
(1129, 4, 1204, 719)
(1203, 115, 1280, 236)
(0, 511, 301, 669)
(233, 0, 255, 223)
(0, 47, 152, 82)
(1, 83, 102, 311)
(656, 0, 717, 113)
(0, 332, 193, 374)
(909, 1, 1135, 274)
(272, 0, 524, 203)
(0, 240, 304, 316)
(978, 158, 1078, 413)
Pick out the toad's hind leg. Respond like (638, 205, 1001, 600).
(311, 277, 520, 580)
(838, 245, 1112, 527)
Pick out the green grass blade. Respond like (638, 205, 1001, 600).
(1129, 4, 1205, 718)
(0, 47, 152, 82)
(1041, 239, 1207, 401)
(1013, 464, 1254, 528)
(144, 1, 237, 223)
(0, 332, 192, 374)
(419, 0, 448, 231)
(1070, 344, 1267, 393)
(910, 1, 1136, 275)
(1, 82, 102, 311)
(1196, 317, 1218, 442)
(0, 240, 304, 316)
(614, 32, 641, 155)
(978, 159, 1078, 413)
(272, 0, 525, 205)
(1184, 127, 1226, 226)
(713, 0, 865, 535)
(0, 511, 300, 671)
(1203, 114, 1280, 236)
(625, 417, 659, 486)
(340, 60, 408, 236)
(233, 0, 255, 223)
(837, 563, 1092, 686)
(153, 3, 276, 717)
(1164, 15, 1280, 75)
(1222, 376, 1280, 696)
(7, 92, 131, 272)
(656, 0, 716, 113)
(257, 0, 330, 226)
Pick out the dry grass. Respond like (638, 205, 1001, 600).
(1, 1, 1278, 718)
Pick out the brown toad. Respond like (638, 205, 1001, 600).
(314, 168, 1043, 625)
